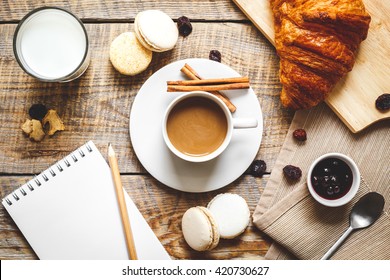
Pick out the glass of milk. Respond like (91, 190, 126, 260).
(13, 7, 90, 82)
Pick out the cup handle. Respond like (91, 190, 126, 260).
(232, 118, 258, 129)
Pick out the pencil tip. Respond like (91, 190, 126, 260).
(108, 143, 115, 156)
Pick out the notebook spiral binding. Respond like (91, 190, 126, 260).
(3, 142, 94, 206)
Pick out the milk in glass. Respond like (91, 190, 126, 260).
(14, 7, 89, 82)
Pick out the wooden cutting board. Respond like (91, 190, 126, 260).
(233, 0, 390, 133)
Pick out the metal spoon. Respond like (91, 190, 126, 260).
(321, 192, 385, 260)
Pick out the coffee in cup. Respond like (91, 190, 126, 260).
(167, 95, 228, 157)
(162, 91, 258, 162)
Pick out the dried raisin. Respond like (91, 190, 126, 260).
(375, 93, 390, 111)
(293, 128, 307, 141)
(177, 16, 192, 37)
(283, 165, 302, 180)
(249, 160, 267, 177)
(209, 50, 221, 62)
(29, 104, 48, 121)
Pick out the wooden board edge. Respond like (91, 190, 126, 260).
(325, 100, 390, 133)
(232, 0, 276, 46)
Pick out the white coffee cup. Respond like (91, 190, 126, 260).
(162, 91, 258, 162)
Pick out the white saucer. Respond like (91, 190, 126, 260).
(129, 58, 263, 192)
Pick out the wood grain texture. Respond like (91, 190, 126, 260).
(233, 0, 390, 133)
(233, 0, 275, 44)
(0, 23, 292, 174)
(0, 175, 271, 260)
(0, 0, 246, 21)
(0, 0, 293, 260)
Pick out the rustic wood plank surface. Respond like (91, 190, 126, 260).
(0, 0, 293, 260)
(0, 0, 246, 21)
(0, 23, 291, 174)
(0, 175, 271, 260)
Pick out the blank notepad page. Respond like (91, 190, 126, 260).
(2, 141, 170, 260)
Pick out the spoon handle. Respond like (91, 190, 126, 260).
(321, 226, 354, 260)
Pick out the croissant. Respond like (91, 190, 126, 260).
(271, 0, 371, 110)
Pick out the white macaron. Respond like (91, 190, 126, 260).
(181, 206, 220, 251)
(134, 10, 178, 52)
(207, 193, 250, 239)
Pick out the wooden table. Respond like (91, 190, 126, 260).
(0, 0, 293, 260)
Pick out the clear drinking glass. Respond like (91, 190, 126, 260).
(13, 7, 90, 82)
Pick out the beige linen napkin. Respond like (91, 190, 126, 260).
(253, 103, 390, 260)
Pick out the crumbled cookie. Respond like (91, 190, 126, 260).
(21, 119, 45, 142)
(30, 120, 46, 141)
(21, 119, 34, 135)
(42, 109, 65, 136)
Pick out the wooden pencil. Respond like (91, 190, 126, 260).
(108, 143, 138, 260)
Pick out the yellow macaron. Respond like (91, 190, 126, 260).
(109, 32, 152, 76)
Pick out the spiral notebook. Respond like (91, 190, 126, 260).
(2, 141, 170, 260)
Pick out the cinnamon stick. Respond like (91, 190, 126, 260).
(167, 83, 250, 92)
(180, 64, 237, 113)
(182, 64, 231, 100)
(167, 77, 249, 86)
(181, 64, 200, 80)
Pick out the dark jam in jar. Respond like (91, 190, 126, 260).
(311, 157, 353, 200)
